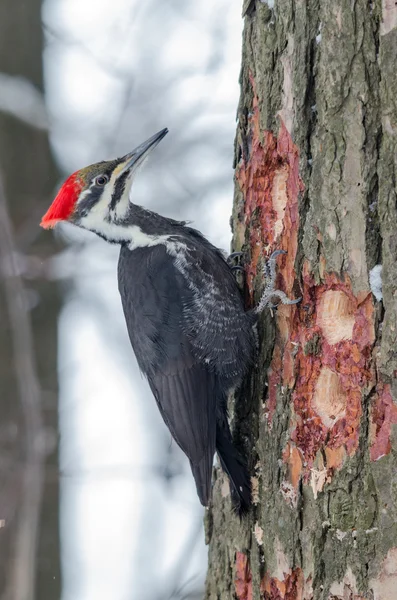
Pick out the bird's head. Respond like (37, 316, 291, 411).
(40, 128, 168, 241)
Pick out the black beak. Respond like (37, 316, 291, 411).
(120, 128, 168, 175)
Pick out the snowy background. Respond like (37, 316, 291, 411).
(41, 1, 242, 598)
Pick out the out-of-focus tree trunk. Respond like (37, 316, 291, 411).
(0, 0, 61, 598)
(206, 1, 397, 598)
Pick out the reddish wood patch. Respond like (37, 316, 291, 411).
(261, 568, 304, 600)
(236, 74, 303, 424)
(237, 75, 379, 491)
(235, 552, 253, 600)
(235, 74, 302, 305)
(291, 271, 374, 479)
(282, 443, 303, 490)
(370, 383, 397, 461)
(235, 553, 309, 599)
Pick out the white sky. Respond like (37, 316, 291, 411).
(42, 0, 242, 598)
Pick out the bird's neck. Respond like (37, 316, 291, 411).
(87, 203, 186, 250)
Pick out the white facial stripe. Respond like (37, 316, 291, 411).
(76, 163, 133, 223)
(89, 172, 118, 217)
(78, 212, 177, 251)
(76, 187, 92, 204)
(75, 155, 164, 245)
(112, 162, 127, 177)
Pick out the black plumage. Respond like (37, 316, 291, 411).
(118, 223, 256, 513)
(41, 128, 258, 513)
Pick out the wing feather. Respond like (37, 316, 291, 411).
(118, 245, 217, 504)
(148, 361, 216, 505)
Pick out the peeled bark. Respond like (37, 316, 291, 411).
(206, 1, 397, 598)
(0, 1, 61, 598)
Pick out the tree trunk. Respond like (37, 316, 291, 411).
(0, 1, 61, 598)
(205, 1, 397, 598)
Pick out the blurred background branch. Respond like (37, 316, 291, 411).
(0, 0, 62, 597)
(0, 173, 45, 600)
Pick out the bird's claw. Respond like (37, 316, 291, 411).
(230, 265, 245, 273)
(268, 292, 302, 310)
(256, 250, 301, 314)
(227, 251, 245, 281)
(269, 249, 286, 259)
(227, 251, 245, 265)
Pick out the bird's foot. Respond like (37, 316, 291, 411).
(255, 250, 301, 314)
(230, 265, 245, 273)
(227, 251, 244, 265)
(227, 251, 245, 278)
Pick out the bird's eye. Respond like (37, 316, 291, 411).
(94, 175, 109, 186)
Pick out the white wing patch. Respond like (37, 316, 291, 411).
(165, 242, 244, 379)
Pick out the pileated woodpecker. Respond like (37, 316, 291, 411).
(41, 129, 299, 514)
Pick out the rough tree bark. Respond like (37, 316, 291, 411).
(0, 1, 61, 598)
(205, 1, 397, 599)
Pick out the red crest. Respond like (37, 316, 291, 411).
(40, 172, 84, 229)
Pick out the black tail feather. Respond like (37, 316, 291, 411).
(190, 453, 213, 507)
(216, 424, 251, 516)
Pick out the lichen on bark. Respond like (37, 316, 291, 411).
(205, 1, 397, 599)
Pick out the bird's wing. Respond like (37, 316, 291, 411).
(174, 234, 256, 386)
(147, 358, 216, 505)
(118, 245, 217, 504)
(147, 357, 216, 462)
